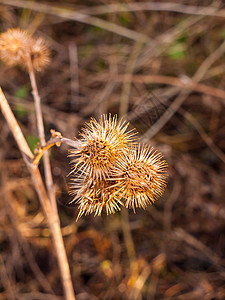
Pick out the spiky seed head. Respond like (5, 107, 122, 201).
(0, 28, 50, 71)
(68, 115, 168, 220)
(30, 37, 50, 71)
(69, 176, 123, 220)
(69, 114, 136, 181)
(0, 28, 31, 67)
(114, 144, 167, 211)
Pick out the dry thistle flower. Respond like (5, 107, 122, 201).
(0, 28, 31, 66)
(69, 115, 167, 220)
(69, 114, 136, 181)
(70, 176, 123, 220)
(0, 28, 50, 71)
(114, 144, 167, 211)
(30, 37, 50, 71)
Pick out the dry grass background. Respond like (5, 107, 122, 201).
(0, 0, 225, 299)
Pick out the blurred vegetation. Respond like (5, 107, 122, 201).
(0, 0, 225, 299)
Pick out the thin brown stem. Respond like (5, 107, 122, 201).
(0, 88, 76, 300)
(0, 0, 150, 42)
(0, 254, 16, 300)
(121, 209, 136, 263)
(118, 44, 138, 272)
(33, 141, 58, 165)
(180, 108, 225, 164)
(119, 39, 144, 117)
(26, 55, 58, 216)
(141, 39, 225, 141)
(32, 134, 80, 165)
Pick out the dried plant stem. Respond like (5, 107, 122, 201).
(0, 0, 150, 42)
(121, 209, 136, 264)
(2, 171, 54, 295)
(26, 55, 57, 216)
(0, 253, 15, 300)
(93, 74, 225, 103)
(180, 108, 225, 164)
(69, 42, 79, 109)
(118, 40, 139, 271)
(79, 2, 225, 18)
(141, 39, 225, 141)
(119, 39, 144, 117)
(32, 135, 80, 165)
(33, 141, 58, 165)
(0, 88, 76, 300)
(120, 195, 137, 277)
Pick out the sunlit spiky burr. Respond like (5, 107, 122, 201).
(69, 114, 136, 181)
(114, 144, 167, 211)
(70, 175, 123, 220)
(69, 115, 167, 219)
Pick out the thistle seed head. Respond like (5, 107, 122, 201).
(69, 115, 168, 220)
(30, 37, 50, 71)
(114, 144, 167, 211)
(69, 114, 136, 181)
(0, 28, 31, 67)
(0, 28, 50, 71)
(70, 176, 123, 220)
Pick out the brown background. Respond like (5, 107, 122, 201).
(0, 1, 225, 299)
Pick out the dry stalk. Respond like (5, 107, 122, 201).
(119, 40, 142, 275)
(26, 54, 58, 216)
(0, 0, 150, 42)
(0, 253, 15, 300)
(32, 132, 80, 165)
(79, 2, 225, 18)
(0, 88, 76, 300)
(141, 39, 225, 141)
(93, 74, 225, 104)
